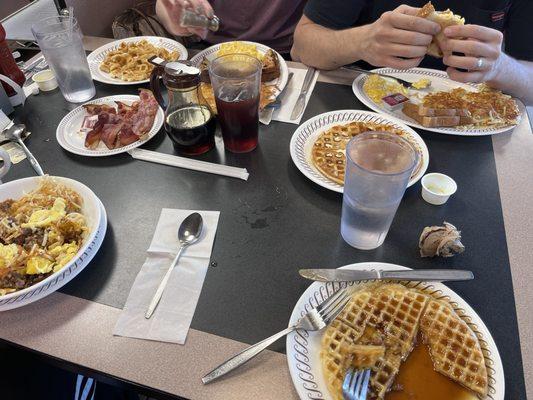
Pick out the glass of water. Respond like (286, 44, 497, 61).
(341, 132, 418, 250)
(31, 16, 95, 103)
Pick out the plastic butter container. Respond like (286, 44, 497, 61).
(32, 69, 58, 92)
(421, 173, 457, 205)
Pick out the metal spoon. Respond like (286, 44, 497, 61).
(5, 124, 44, 176)
(145, 212, 204, 319)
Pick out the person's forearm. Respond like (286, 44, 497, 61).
(291, 23, 370, 70)
(156, 1, 175, 35)
(488, 55, 533, 105)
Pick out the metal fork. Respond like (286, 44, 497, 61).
(343, 368, 371, 400)
(202, 287, 353, 384)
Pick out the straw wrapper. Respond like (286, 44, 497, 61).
(128, 148, 249, 180)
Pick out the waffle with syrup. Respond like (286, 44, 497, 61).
(419, 298, 488, 396)
(311, 122, 423, 185)
(320, 284, 429, 400)
(320, 283, 489, 400)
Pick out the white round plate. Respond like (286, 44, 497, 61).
(352, 67, 523, 136)
(56, 95, 164, 157)
(286, 262, 504, 400)
(0, 177, 107, 311)
(189, 41, 289, 92)
(289, 110, 429, 193)
(87, 36, 187, 85)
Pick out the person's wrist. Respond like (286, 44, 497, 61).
(349, 24, 371, 63)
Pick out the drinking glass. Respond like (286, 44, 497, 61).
(341, 132, 418, 250)
(31, 16, 95, 103)
(208, 54, 262, 153)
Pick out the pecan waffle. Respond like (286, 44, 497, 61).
(321, 283, 489, 399)
(321, 284, 429, 400)
(311, 122, 423, 185)
(420, 298, 488, 396)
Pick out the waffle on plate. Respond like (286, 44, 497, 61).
(311, 122, 424, 185)
(320, 283, 489, 400)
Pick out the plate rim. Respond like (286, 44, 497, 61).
(0, 176, 105, 304)
(189, 40, 289, 93)
(286, 262, 505, 400)
(352, 67, 521, 136)
(289, 109, 430, 193)
(55, 94, 164, 157)
(86, 36, 188, 85)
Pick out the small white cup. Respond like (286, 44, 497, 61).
(32, 69, 58, 92)
(421, 173, 457, 205)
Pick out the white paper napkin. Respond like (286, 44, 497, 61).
(114, 209, 220, 344)
(272, 67, 319, 125)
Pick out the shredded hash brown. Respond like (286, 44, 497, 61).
(422, 84, 520, 128)
(0, 178, 88, 296)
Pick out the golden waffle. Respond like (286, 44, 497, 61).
(349, 345, 385, 368)
(321, 284, 429, 400)
(419, 298, 488, 396)
(311, 122, 424, 185)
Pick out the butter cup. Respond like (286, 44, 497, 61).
(421, 173, 457, 205)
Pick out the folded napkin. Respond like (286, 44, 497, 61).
(114, 209, 220, 344)
(128, 148, 249, 181)
(272, 67, 319, 125)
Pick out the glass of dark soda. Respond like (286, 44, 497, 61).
(208, 54, 262, 153)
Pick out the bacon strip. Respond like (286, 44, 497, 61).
(82, 90, 158, 150)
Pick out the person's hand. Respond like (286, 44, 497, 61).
(158, 0, 213, 38)
(440, 24, 503, 83)
(359, 5, 441, 69)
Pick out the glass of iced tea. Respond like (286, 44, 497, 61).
(208, 54, 262, 153)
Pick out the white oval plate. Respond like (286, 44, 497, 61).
(0, 177, 107, 311)
(352, 67, 522, 136)
(286, 262, 504, 400)
(56, 95, 164, 157)
(289, 110, 429, 193)
(189, 41, 289, 92)
(87, 36, 187, 85)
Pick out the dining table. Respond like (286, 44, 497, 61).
(0, 36, 531, 400)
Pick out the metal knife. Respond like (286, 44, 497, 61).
(299, 269, 474, 283)
(290, 67, 316, 120)
(259, 72, 294, 125)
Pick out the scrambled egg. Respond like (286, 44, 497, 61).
(21, 198, 66, 229)
(363, 74, 408, 105)
(0, 243, 20, 269)
(26, 256, 54, 275)
(412, 78, 431, 89)
(217, 42, 263, 61)
(49, 242, 78, 272)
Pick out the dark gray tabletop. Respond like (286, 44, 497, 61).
(5, 80, 526, 399)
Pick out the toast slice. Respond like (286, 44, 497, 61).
(418, 2, 465, 58)
(403, 103, 473, 127)
(261, 49, 281, 82)
(403, 101, 470, 117)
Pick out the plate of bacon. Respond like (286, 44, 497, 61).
(56, 89, 164, 156)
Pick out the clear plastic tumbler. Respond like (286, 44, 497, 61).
(341, 132, 418, 250)
(31, 16, 95, 103)
(208, 54, 262, 153)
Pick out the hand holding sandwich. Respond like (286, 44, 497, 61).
(358, 5, 441, 69)
(440, 25, 503, 84)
